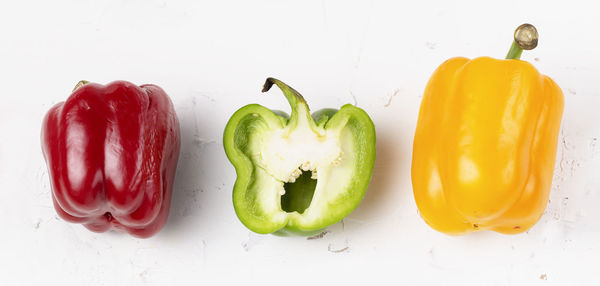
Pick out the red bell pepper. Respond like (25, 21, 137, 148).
(41, 80, 181, 238)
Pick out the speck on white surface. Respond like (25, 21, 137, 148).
(0, 0, 599, 285)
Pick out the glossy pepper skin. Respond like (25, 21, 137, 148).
(41, 81, 181, 238)
(412, 57, 564, 235)
(223, 78, 375, 235)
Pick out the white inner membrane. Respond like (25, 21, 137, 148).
(252, 105, 351, 224)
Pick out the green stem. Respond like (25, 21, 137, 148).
(505, 24, 538, 60)
(262, 77, 310, 128)
(506, 41, 523, 60)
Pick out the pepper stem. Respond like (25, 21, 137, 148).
(72, 80, 89, 92)
(262, 78, 310, 128)
(506, 24, 538, 60)
(262, 77, 306, 106)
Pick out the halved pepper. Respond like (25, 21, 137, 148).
(411, 24, 564, 235)
(223, 78, 376, 235)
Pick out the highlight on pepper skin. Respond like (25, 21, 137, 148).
(223, 77, 376, 235)
(411, 24, 564, 235)
(41, 80, 181, 238)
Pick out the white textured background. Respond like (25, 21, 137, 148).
(1, 0, 599, 285)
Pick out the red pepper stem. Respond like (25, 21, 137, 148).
(506, 24, 538, 60)
(72, 80, 89, 92)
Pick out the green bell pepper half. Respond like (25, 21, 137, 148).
(223, 78, 376, 235)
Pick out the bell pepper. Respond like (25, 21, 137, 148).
(411, 24, 564, 235)
(223, 78, 376, 235)
(41, 80, 181, 238)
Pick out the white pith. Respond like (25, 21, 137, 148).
(250, 104, 354, 225)
(257, 117, 343, 185)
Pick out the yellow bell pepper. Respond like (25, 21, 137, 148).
(411, 24, 564, 235)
